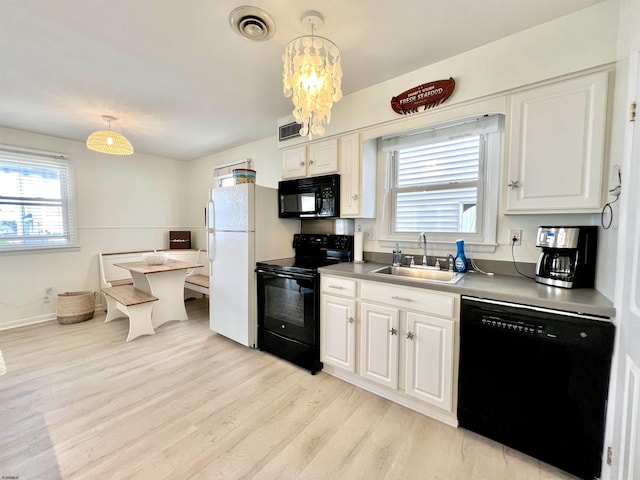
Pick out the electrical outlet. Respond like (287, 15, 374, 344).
(364, 227, 375, 240)
(509, 229, 522, 246)
(44, 296, 50, 303)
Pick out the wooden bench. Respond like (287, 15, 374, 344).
(102, 285, 159, 342)
(99, 249, 209, 296)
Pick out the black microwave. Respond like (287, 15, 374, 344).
(278, 174, 340, 218)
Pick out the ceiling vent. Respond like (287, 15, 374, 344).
(229, 6, 275, 41)
(279, 122, 301, 141)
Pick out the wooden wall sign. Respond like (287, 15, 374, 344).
(390, 77, 455, 115)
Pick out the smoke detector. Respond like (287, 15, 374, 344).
(229, 6, 275, 41)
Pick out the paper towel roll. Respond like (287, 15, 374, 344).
(354, 231, 364, 263)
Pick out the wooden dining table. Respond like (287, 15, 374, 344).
(114, 259, 203, 329)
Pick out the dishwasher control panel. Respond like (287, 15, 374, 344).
(480, 315, 544, 335)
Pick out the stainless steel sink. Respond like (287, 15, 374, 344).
(370, 265, 464, 284)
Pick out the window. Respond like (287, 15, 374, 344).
(213, 159, 253, 187)
(0, 147, 77, 252)
(379, 114, 502, 250)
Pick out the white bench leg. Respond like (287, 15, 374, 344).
(104, 295, 124, 322)
(125, 303, 156, 342)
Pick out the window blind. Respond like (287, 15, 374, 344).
(390, 129, 485, 235)
(0, 147, 77, 251)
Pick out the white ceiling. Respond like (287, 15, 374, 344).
(0, 0, 603, 160)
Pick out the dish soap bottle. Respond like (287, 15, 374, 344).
(454, 239, 468, 273)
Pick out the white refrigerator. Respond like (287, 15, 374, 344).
(207, 183, 298, 347)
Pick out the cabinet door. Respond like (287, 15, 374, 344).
(321, 294, 356, 372)
(340, 133, 361, 217)
(360, 302, 399, 389)
(282, 145, 307, 179)
(405, 312, 454, 412)
(308, 138, 338, 176)
(505, 71, 608, 213)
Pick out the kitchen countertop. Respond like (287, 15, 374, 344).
(319, 262, 616, 318)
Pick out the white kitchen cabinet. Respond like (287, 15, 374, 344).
(505, 70, 609, 213)
(281, 145, 307, 178)
(320, 274, 459, 425)
(339, 134, 376, 218)
(321, 276, 357, 372)
(360, 280, 457, 413)
(281, 138, 339, 179)
(360, 302, 399, 389)
(405, 311, 454, 411)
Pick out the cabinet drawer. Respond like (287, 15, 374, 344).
(361, 281, 456, 319)
(321, 275, 357, 297)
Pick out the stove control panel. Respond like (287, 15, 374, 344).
(293, 234, 353, 252)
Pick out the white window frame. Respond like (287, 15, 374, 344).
(0, 145, 78, 252)
(213, 158, 253, 188)
(377, 114, 502, 254)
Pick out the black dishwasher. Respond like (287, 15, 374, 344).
(457, 296, 615, 480)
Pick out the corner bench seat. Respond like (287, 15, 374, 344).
(102, 285, 158, 342)
(184, 274, 209, 294)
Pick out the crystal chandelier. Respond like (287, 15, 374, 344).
(86, 115, 134, 155)
(282, 12, 342, 137)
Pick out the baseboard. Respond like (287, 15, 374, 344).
(0, 313, 57, 331)
(0, 305, 107, 332)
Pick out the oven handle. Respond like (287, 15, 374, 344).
(256, 268, 316, 281)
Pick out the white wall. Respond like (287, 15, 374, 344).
(0, 127, 189, 329)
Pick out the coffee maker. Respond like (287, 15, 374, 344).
(535, 226, 597, 288)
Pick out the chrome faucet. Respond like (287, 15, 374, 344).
(392, 243, 403, 267)
(418, 232, 428, 266)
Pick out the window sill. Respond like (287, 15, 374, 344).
(0, 244, 81, 255)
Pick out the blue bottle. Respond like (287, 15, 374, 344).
(454, 239, 468, 273)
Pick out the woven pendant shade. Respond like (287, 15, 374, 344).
(86, 116, 134, 155)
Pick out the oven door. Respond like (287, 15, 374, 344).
(256, 268, 318, 345)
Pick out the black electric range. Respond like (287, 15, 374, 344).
(255, 234, 353, 373)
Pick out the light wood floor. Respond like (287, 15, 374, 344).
(0, 298, 576, 480)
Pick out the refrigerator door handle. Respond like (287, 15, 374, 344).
(207, 231, 215, 262)
(207, 200, 215, 229)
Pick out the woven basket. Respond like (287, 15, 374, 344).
(57, 291, 97, 325)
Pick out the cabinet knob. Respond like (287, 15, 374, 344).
(508, 180, 520, 189)
(300, 161, 305, 167)
(388, 327, 398, 336)
(309, 160, 314, 165)
(406, 331, 414, 340)
(348, 316, 354, 324)
(352, 194, 358, 200)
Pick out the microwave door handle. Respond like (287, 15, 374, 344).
(316, 193, 322, 213)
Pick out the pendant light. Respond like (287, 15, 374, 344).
(282, 11, 342, 138)
(86, 115, 134, 155)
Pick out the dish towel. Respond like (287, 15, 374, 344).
(0, 349, 6, 376)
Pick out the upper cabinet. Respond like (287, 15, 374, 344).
(339, 134, 376, 218)
(281, 138, 338, 179)
(504, 70, 609, 214)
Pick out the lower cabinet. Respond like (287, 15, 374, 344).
(321, 294, 356, 373)
(320, 274, 459, 426)
(360, 302, 400, 389)
(405, 311, 454, 411)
